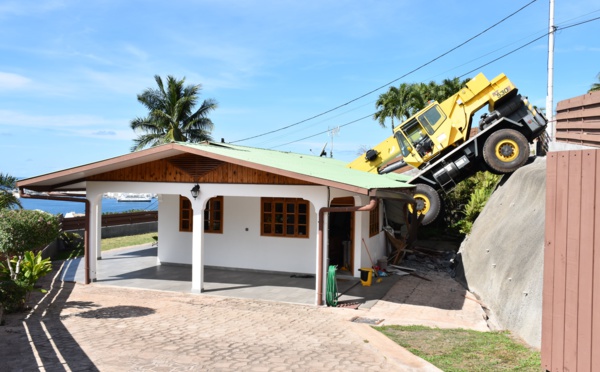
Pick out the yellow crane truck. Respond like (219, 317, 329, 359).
(348, 72, 548, 225)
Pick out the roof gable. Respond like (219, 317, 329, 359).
(17, 142, 412, 194)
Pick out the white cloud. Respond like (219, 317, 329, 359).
(0, 72, 31, 90)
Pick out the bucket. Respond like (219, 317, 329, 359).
(377, 257, 388, 271)
(359, 268, 373, 286)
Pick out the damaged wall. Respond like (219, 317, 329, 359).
(456, 158, 546, 348)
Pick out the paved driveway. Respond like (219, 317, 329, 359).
(1, 248, 489, 371)
(1, 265, 440, 371)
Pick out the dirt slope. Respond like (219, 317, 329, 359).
(455, 157, 546, 348)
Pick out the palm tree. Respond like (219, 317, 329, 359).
(374, 83, 418, 130)
(130, 75, 218, 152)
(374, 77, 469, 131)
(590, 73, 600, 92)
(0, 173, 22, 210)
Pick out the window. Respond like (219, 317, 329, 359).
(179, 196, 193, 232)
(261, 198, 309, 238)
(204, 196, 223, 234)
(179, 196, 224, 233)
(369, 201, 380, 237)
(418, 104, 446, 134)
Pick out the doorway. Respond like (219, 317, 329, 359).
(328, 197, 354, 275)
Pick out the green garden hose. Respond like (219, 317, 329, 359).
(326, 265, 338, 307)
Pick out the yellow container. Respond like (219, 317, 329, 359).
(359, 268, 373, 287)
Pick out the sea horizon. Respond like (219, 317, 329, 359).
(18, 196, 158, 216)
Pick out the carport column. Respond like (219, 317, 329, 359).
(191, 195, 206, 293)
(311, 195, 329, 307)
(87, 193, 103, 281)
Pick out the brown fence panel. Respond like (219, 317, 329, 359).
(555, 91, 600, 148)
(542, 150, 600, 371)
(61, 211, 158, 231)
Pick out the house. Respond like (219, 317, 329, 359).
(17, 142, 414, 305)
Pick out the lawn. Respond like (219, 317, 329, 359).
(377, 325, 540, 371)
(53, 232, 157, 261)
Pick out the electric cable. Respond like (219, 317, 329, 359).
(269, 14, 600, 150)
(459, 15, 600, 78)
(231, 0, 540, 144)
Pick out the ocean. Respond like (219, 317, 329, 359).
(19, 197, 158, 215)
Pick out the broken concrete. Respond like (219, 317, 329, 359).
(455, 157, 546, 348)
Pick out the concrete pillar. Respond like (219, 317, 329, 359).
(87, 193, 103, 281)
(191, 195, 206, 293)
(309, 193, 329, 306)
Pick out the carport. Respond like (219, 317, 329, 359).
(61, 244, 401, 306)
(17, 141, 413, 306)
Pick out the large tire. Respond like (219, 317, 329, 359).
(483, 129, 530, 174)
(408, 183, 440, 226)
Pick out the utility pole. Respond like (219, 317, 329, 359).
(546, 0, 556, 142)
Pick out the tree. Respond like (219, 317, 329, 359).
(130, 75, 218, 152)
(374, 83, 418, 130)
(374, 77, 469, 130)
(590, 73, 600, 92)
(0, 173, 21, 210)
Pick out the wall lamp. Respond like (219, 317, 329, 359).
(190, 184, 200, 199)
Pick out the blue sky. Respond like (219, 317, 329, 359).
(1, 0, 599, 178)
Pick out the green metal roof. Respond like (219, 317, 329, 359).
(178, 142, 412, 191)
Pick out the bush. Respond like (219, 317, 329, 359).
(450, 172, 501, 235)
(0, 210, 59, 312)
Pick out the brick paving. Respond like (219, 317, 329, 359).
(1, 267, 441, 371)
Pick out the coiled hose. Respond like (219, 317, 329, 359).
(326, 265, 338, 307)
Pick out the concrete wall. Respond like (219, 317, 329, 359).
(158, 194, 317, 274)
(157, 194, 192, 265)
(456, 158, 546, 348)
(204, 196, 317, 274)
(67, 222, 157, 242)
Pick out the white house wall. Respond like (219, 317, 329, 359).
(204, 196, 317, 274)
(356, 196, 387, 270)
(157, 194, 192, 265)
(87, 181, 390, 280)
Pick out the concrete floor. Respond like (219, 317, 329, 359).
(61, 244, 401, 307)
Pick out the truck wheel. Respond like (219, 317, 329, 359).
(408, 184, 440, 225)
(483, 129, 530, 174)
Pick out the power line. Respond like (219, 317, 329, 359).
(271, 15, 600, 150)
(271, 113, 374, 149)
(459, 15, 600, 78)
(231, 0, 539, 144)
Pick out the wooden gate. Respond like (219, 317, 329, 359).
(542, 149, 600, 371)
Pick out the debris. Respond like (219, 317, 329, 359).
(389, 269, 410, 276)
(389, 265, 416, 272)
(409, 272, 431, 282)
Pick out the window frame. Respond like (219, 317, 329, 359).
(204, 196, 224, 234)
(179, 196, 193, 232)
(369, 200, 380, 237)
(261, 197, 309, 238)
(179, 195, 224, 233)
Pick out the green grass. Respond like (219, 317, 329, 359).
(100, 232, 157, 251)
(377, 325, 540, 371)
(52, 232, 157, 261)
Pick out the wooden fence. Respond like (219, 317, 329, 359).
(60, 211, 158, 231)
(542, 149, 600, 371)
(555, 90, 600, 147)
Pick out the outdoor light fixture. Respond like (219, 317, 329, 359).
(190, 184, 200, 199)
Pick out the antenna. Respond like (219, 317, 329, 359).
(328, 127, 340, 158)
